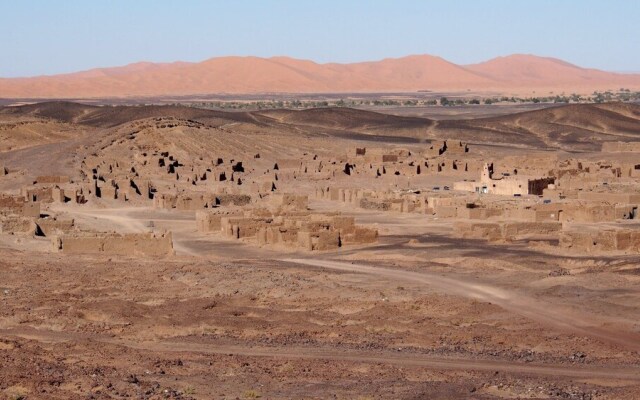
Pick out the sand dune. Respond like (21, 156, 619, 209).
(466, 54, 634, 88)
(1, 54, 639, 98)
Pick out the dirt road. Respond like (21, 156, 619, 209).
(283, 258, 640, 352)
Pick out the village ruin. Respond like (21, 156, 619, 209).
(3, 127, 640, 257)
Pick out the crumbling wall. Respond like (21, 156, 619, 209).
(577, 191, 640, 204)
(456, 206, 504, 220)
(199, 203, 377, 251)
(0, 216, 37, 235)
(154, 192, 251, 210)
(454, 221, 562, 242)
(279, 194, 308, 211)
(35, 176, 70, 184)
(23, 186, 57, 203)
(196, 210, 244, 232)
(382, 154, 399, 163)
(220, 217, 271, 239)
(257, 225, 300, 247)
(36, 217, 75, 237)
(560, 203, 621, 222)
(359, 198, 391, 211)
(55, 232, 174, 256)
(357, 193, 424, 214)
(99, 181, 118, 200)
(341, 226, 378, 245)
(297, 229, 340, 251)
(501, 221, 562, 238)
(454, 221, 504, 241)
(216, 194, 251, 206)
(560, 228, 640, 253)
(0, 195, 40, 218)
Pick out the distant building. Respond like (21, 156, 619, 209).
(454, 163, 554, 196)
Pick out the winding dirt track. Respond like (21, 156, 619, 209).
(2, 327, 640, 381)
(283, 258, 640, 352)
(62, 208, 150, 233)
(7, 257, 636, 381)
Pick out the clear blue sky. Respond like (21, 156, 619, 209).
(1, 0, 638, 77)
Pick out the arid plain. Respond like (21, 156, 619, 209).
(1, 97, 640, 400)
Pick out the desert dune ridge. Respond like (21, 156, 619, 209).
(1, 54, 640, 98)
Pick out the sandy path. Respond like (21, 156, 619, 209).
(2, 327, 639, 381)
(283, 258, 640, 352)
(62, 208, 150, 233)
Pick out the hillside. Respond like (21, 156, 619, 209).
(0, 114, 87, 152)
(257, 107, 434, 131)
(0, 101, 264, 128)
(439, 102, 640, 150)
(2, 102, 640, 154)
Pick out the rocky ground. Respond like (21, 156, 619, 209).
(1, 227, 639, 399)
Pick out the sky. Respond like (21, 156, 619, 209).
(0, 0, 638, 77)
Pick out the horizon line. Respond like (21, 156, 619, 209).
(3, 52, 635, 80)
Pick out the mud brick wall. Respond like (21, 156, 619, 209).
(55, 232, 174, 256)
(454, 221, 562, 242)
(297, 230, 340, 251)
(196, 210, 244, 232)
(561, 229, 640, 253)
(35, 176, 70, 184)
(36, 218, 75, 237)
(341, 227, 378, 245)
(0, 216, 36, 235)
